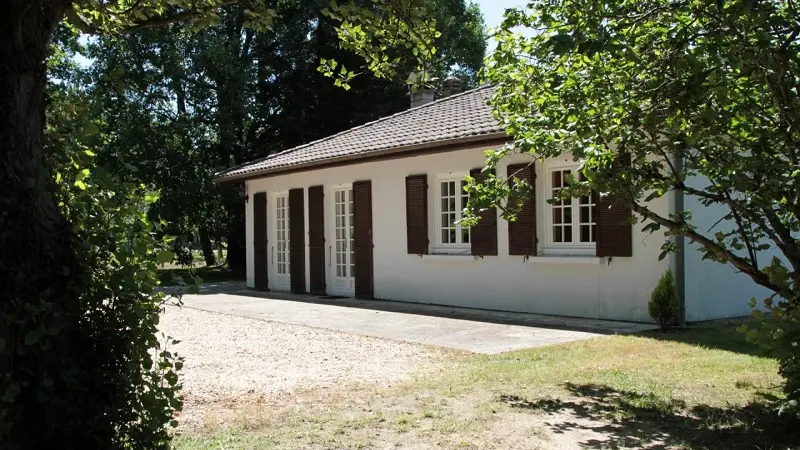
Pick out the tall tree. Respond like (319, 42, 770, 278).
(87, 0, 486, 273)
(0, 1, 439, 447)
(475, 0, 800, 413)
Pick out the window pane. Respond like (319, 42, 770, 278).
(564, 225, 572, 242)
(449, 197, 455, 211)
(551, 170, 561, 188)
(441, 229, 449, 244)
(449, 229, 456, 243)
(554, 226, 562, 243)
(441, 182, 448, 196)
(581, 225, 591, 243)
(462, 228, 470, 244)
(592, 225, 597, 243)
(552, 207, 562, 224)
(450, 213, 457, 227)
(580, 206, 591, 223)
(564, 206, 572, 224)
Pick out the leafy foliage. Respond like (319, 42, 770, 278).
(477, 0, 800, 413)
(0, 30, 185, 447)
(86, 0, 485, 271)
(55, 154, 186, 449)
(4, 1, 456, 448)
(649, 270, 679, 331)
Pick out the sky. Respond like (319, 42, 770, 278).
(474, 0, 530, 53)
(476, 0, 526, 30)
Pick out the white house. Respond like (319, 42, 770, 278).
(216, 83, 767, 322)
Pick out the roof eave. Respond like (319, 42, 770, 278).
(214, 131, 509, 184)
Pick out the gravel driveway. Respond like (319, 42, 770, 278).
(159, 305, 444, 430)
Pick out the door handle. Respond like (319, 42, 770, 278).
(271, 246, 274, 264)
(328, 245, 332, 266)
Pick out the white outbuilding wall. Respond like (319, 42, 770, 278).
(682, 176, 777, 321)
(244, 145, 672, 322)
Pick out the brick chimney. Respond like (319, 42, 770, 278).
(441, 76, 462, 98)
(410, 86, 435, 108)
(408, 71, 435, 108)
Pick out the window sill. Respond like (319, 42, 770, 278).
(422, 254, 477, 262)
(528, 256, 605, 265)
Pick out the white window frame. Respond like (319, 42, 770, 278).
(433, 172, 471, 255)
(543, 163, 597, 256)
(271, 191, 291, 289)
(327, 183, 355, 296)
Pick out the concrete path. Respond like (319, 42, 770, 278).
(177, 290, 656, 354)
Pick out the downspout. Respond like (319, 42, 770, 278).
(674, 152, 686, 326)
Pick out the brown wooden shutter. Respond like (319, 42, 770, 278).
(289, 188, 306, 293)
(469, 168, 498, 256)
(596, 153, 633, 257)
(405, 174, 428, 255)
(353, 180, 374, 299)
(253, 192, 268, 291)
(308, 185, 326, 295)
(507, 163, 537, 256)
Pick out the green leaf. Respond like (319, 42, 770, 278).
(187, 283, 201, 295)
(74, 180, 87, 190)
(156, 251, 174, 264)
(24, 331, 40, 346)
(85, 123, 99, 136)
(2, 384, 21, 403)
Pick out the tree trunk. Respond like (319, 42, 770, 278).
(198, 226, 217, 266)
(0, 2, 113, 447)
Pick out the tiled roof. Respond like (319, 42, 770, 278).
(215, 85, 504, 182)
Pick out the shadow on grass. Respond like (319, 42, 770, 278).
(158, 265, 244, 286)
(644, 321, 767, 357)
(499, 384, 797, 449)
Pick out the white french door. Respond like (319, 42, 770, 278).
(332, 187, 355, 293)
(272, 193, 290, 290)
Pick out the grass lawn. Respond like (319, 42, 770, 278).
(158, 264, 243, 286)
(173, 323, 796, 449)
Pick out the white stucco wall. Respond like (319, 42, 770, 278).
(244, 146, 671, 322)
(682, 176, 776, 321)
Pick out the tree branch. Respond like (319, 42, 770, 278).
(628, 200, 780, 293)
(724, 190, 759, 270)
(123, 0, 239, 32)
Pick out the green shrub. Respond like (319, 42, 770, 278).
(740, 258, 800, 419)
(649, 269, 679, 331)
(0, 135, 190, 448)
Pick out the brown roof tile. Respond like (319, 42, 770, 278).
(215, 85, 503, 182)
